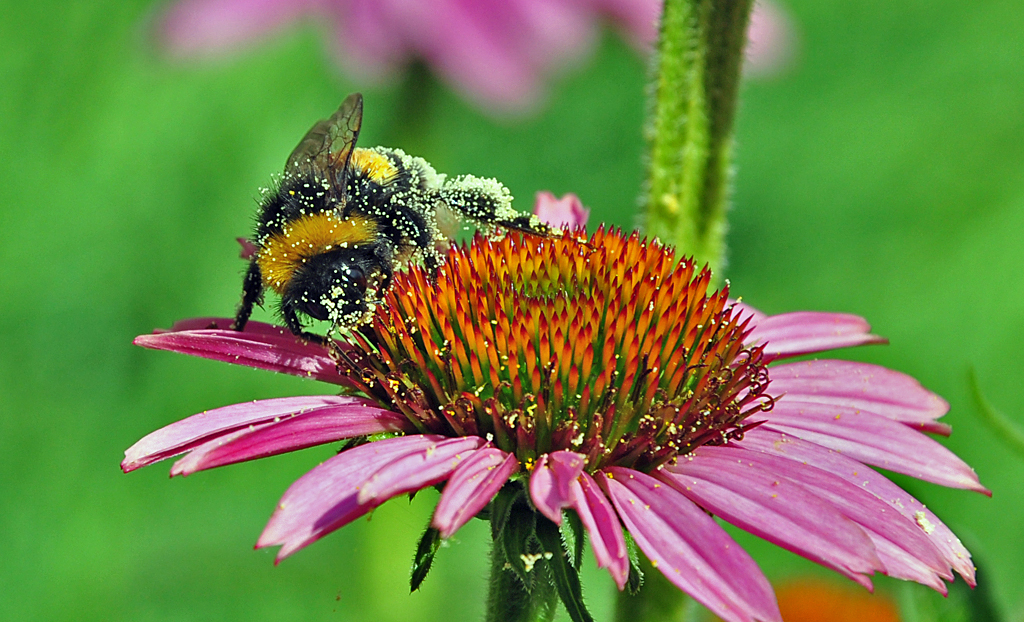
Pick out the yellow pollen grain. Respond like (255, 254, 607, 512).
(520, 553, 544, 572)
(915, 511, 936, 534)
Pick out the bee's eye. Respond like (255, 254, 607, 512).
(303, 298, 330, 321)
(344, 266, 367, 291)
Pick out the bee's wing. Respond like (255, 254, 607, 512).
(284, 93, 364, 188)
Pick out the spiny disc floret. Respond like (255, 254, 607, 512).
(338, 228, 773, 473)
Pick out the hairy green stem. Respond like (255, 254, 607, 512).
(643, 0, 754, 280)
(624, 1, 754, 619)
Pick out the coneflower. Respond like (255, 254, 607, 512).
(125, 228, 984, 622)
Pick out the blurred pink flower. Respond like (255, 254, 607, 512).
(158, 0, 794, 113)
(126, 229, 982, 622)
(744, 0, 796, 77)
(532, 190, 590, 228)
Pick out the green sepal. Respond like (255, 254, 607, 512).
(335, 436, 366, 454)
(490, 483, 520, 538)
(486, 484, 559, 622)
(501, 496, 541, 591)
(536, 518, 594, 622)
(562, 510, 586, 569)
(410, 526, 442, 593)
(625, 532, 644, 596)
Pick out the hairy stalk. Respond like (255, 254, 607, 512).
(626, 1, 754, 618)
(642, 0, 754, 280)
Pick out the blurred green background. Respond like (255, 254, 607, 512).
(2, 0, 1022, 620)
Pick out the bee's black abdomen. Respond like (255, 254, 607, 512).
(344, 157, 435, 257)
(366, 200, 433, 255)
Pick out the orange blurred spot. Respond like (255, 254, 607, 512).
(711, 578, 901, 622)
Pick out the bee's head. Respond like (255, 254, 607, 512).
(282, 249, 378, 325)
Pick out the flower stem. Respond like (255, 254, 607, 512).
(626, 1, 753, 619)
(642, 0, 754, 280)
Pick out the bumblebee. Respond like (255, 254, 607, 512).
(232, 93, 552, 342)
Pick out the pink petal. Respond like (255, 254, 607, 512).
(168, 404, 414, 476)
(257, 434, 446, 559)
(165, 316, 291, 335)
(122, 395, 377, 471)
(134, 318, 348, 384)
(745, 312, 888, 360)
(769, 360, 951, 435)
(532, 191, 590, 229)
(432, 447, 518, 538)
(513, 0, 597, 70)
(356, 436, 486, 504)
(743, 0, 797, 78)
(237, 237, 256, 259)
(601, 468, 781, 622)
(571, 472, 629, 590)
(591, 0, 661, 50)
(528, 450, 587, 524)
(682, 445, 952, 590)
(396, 0, 545, 110)
(738, 427, 977, 585)
(866, 535, 949, 594)
(765, 400, 987, 493)
(159, 0, 311, 58)
(661, 450, 883, 589)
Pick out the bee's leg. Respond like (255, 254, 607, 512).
(423, 252, 441, 283)
(494, 213, 557, 237)
(372, 242, 395, 290)
(434, 177, 555, 237)
(232, 259, 264, 331)
(281, 302, 328, 345)
(379, 263, 395, 291)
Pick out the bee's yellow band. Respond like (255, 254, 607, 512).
(257, 213, 377, 293)
(350, 148, 399, 186)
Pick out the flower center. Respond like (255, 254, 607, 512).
(338, 229, 773, 473)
